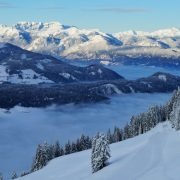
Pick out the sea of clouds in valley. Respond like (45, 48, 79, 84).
(0, 64, 180, 178)
(0, 93, 170, 178)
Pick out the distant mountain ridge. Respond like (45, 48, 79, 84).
(0, 22, 180, 62)
(0, 43, 123, 84)
(0, 43, 180, 108)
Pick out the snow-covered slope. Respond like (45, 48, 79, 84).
(0, 22, 180, 60)
(19, 122, 180, 180)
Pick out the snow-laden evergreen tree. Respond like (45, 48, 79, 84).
(76, 138, 81, 152)
(31, 143, 50, 172)
(11, 172, 18, 179)
(123, 123, 131, 140)
(107, 128, 113, 144)
(91, 133, 111, 173)
(80, 134, 87, 150)
(47, 144, 55, 161)
(0, 173, 3, 180)
(54, 141, 61, 158)
(170, 88, 180, 130)
(60, 147, 64, 156)
(85, 136, 92, 149)
(166, 88, 180, 120)
(71, 142, 77, 153)
(113, 126, 122, 142)
(65, 140, 71, 155)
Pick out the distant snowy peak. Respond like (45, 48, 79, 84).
(0, 22, 180, 60)
(14, 21, 73, 34)
(116, 28, 180, 37)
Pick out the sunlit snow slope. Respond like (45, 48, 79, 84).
(19, 122, 180, 180)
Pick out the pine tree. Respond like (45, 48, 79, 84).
(65, 140, 71, 155)
(91, 133, 111, 173)
(113, 126, 122, 142)
(80, 134, 87, 150)
(11, 172, 18, 179)
(31, 143, 49, 172)
(54, 141, 61, 158)
(86, 136, 92, 149)
(165, 88, 180, 120)
(44, 143, 54, 161)
(107, 128, 113, 144)
(170, 90, 180, 130)
(76, 138, 81, 152)
(60, 147, 64, 156)
(123, 123, 131, 140)
(71, 142, 77, 153)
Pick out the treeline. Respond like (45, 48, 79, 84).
(31, 134, 92, 172)
(12, 88, 180, 179)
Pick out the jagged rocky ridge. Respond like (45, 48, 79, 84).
(0, 22, 180, 67)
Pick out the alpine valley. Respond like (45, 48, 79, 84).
(1, 22, 180, 180)
(0, 42, 180, 108)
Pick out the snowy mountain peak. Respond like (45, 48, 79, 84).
(149, 28, 180, 38)
(0, 22, 180, 60)
(14, 21, 68, 32)
(116, 28, 180, 38)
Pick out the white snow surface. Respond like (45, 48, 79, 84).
(0, 67, 53, 84)
(0, 93, 171, 179)
(59, 72, 77, 80)
(158, 74, 167, 82)
(19, 122, 180, 180)
(0, 22, 180, 59)
(101, 84, 123, 95)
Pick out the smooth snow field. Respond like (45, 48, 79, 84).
(0, 93, 171, 178)
(18, 122, 180, 180)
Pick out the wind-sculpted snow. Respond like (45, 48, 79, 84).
(18, 122, 180, 180)
(0, 22, 180, 63)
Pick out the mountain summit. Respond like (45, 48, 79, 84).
(0, 22, 180, 61)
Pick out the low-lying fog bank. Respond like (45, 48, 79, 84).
(0, 93, 171, 177)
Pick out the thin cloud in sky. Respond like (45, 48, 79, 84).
(38, 6, 64, 10)
(0, 1, 15, 9)
(91, 8, 148, 13)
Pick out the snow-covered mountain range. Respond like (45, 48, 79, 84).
(0, 22, 180, 61)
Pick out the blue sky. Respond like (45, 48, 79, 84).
(0, 0, 179, 32)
